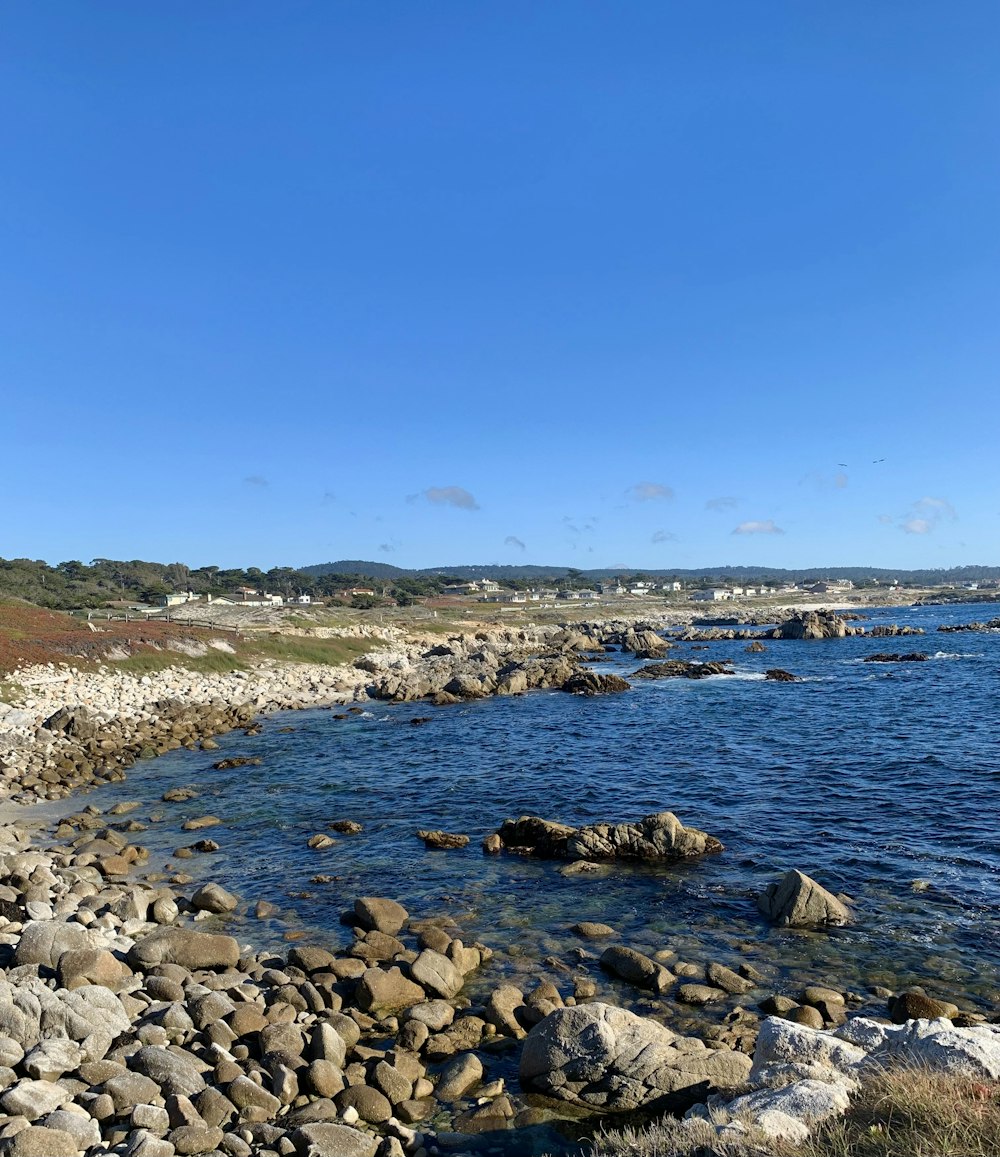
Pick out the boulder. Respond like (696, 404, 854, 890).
(519, 1002, 751, 1113)
(355, 967, 425, 1013)
(769, 611, 850, 640)
(6, 1125, 80, 1157)
(290, 1122, 378, 1157)
(410, 950, 463, 999)
(354, 897, 408, 936)
(190, 882, 238, 914)
(415, 830, 469, 850)
(560, 671, 631, 695)
(131, 1045, 207, 1097)
(758, 870, 852, 927)
(0, 1078, 73, 1118)
(57, 947, 131, 992)
(13, 921, 107, 969)
(128, 927, 241, 971)
(600, 946, 675, 994)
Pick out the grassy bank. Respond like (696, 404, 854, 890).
(585, 1067, 1000, 1157)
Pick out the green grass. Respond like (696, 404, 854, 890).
(0, 679, 25, 703)
(245, 635, 374, 666)
(112, 651, 247, 675)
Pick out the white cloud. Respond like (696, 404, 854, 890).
(422, 486, 480, 510)
(894, 496, 957, 535)
(732, 520, 784, 535)
(627, 481, 674, 502)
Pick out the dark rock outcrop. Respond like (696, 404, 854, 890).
(494, 811, 722, 861)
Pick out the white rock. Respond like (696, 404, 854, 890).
(751, 1016, 866, 1082)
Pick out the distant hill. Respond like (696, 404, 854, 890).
(299, 559, 1000, 585)
(298, 560, 409, 579)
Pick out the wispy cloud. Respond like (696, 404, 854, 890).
(320, 490, 336, 505)
(800, 471, 849, 492)
(421, 486, 480, 511)
(243, 475, 268, 488)
(627, 481, 674, 502)
(706, 496, 737, 512)
(898, 496, 957, 535)
(378, 543, 394, 553)
(504, 535, 526, 551)
(732, 519, 784, 535)
(651, 529, 676, 544)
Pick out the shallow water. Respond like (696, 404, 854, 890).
(32, 602, 1000, 1018)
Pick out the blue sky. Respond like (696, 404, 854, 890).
(3, 3, 999, 570)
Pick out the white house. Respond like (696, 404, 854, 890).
(159, 591, 201, 608)
(296, 594, 312, 604)
(690, 589, 730, 602)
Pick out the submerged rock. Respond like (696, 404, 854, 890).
(415, 830, 470, 850)
(630, 660, 734, 679)
(863, 652, 929, 663)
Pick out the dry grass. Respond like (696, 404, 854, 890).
(801, 1066, 1000, 1157)
(583, 1068, 1000, 1157)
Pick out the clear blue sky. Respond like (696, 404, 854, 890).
(3, 3, 999, 570)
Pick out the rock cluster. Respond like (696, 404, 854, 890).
(685, 1014, 1000, 1146)
(491, 812, 723, 862)
(0, 821, 515, 1157)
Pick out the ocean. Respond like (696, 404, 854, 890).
(35, 601, 1000, 1021)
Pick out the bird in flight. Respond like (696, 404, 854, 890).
(837, 463, 848, 468)
(873, 458, 886, 463)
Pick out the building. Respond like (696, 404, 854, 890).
(690, 589, 730, 602)
(158, 591, 201, 608)
(296, 594, 312, 604)
(483, 591, 527, 604)
(209, 590, 284, 607)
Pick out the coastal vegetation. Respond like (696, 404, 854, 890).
(589, 1066, 1000, 1156)
(4, 555, 1000, 612)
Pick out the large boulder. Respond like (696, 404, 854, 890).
(519, 1002, 751, 1113)
(769, 612, 850, 640)
(14, 921, 109, 969)
(127, 927, 241, 971)
(758, 870, 852, 928)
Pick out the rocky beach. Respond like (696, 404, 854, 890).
(1, 605, 999, 1156)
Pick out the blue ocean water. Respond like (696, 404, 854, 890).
(41, 602, 1000, 1010)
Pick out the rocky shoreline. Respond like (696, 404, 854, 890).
(0, 608, 928, 805)
(1, 607, 999, 1155)
(0, 804, 998, 1157)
